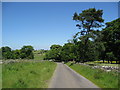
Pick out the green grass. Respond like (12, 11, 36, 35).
(66, 62, 118, 88)
(0, 64, 2, 89)
(2, 61, 57, 88)
(34, 53, 45, 60)
(94, 60, 117, 64)
(33, 50, 46, 60)
(85, 61, 118, 67)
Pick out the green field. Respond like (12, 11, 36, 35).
(66, 62, 118, 88)
(33, 50, 46, 60)
(34, 53, 45, 60)
(85, 61, 118, 67)
(2, 61, 56, 88)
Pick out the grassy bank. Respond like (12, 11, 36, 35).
(66, 62, 118, 88)
(3, 61, 57, 88)
(0, 64, 2, 89)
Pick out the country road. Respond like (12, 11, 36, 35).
(48, 62, 99, 88)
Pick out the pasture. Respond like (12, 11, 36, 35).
(2, 61, 56, 88)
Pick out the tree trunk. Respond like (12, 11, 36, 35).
(103, 59, 104, 63)
(111, 60, 112, 64)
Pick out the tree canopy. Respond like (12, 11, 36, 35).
(1, 8, 119, 64)
(1, 45, 34, 60)
(44, 8, 120, 64)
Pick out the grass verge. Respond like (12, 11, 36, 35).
(66, 62, 118, 88)
(2, 61, 57, 88)
(0, 64, 2, 89)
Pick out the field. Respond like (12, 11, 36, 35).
(2, 61, 57, 88)
(33, 50, 46, 60)
(34, 53, 45, 60)
(66, 62, 118, 88)
(85, 61, 119, 67)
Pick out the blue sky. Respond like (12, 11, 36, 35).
(2, 2, 118, 50)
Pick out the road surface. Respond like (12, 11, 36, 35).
(48, 62, 99, 88)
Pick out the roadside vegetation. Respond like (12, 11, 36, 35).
(44, 8, 120, 64)
(66, 62, 118, 88)
(1, 8, 119, 64)
(0, 64, 2, 89)
(33, 49, 47, 60)
(85, 61, 118, 67)
(43, 8, 119, 88)
(2, 61, 56, 88)
(34, 53, 45, 60)
(1, 45, 34, 60)
(1, 8, 119, 88)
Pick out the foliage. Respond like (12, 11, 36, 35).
(1, 45, 34, 60)
(34, 53, 45, 60)
(34, 49, 48, 54)
(2, 61, 57, 88)
(44, 45, 62, 61)
(0, 64, 2, 88)
(71, 8, 119, 63)
(44, 17, 120, 64)
(106, 52, 115, 63)
(2, 46, 12, 59)
(71, 8, 105, 63)
(12, 50, 21, 59)
(1, 8, 120, 64)
(20, 45, 34, 59)
(66, 62, 118, 88)
(73, 8, 104, 45)
(60, 43, 76, 62)
(101, 18, 120, 63)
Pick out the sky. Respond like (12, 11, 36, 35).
(2, 2, 118, 50)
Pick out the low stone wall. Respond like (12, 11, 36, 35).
(92, 65, 119, 72)
(1, 59, 45, 64)
(79, 63, 119, 72)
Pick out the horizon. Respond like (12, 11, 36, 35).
(2, 2, 118, 50)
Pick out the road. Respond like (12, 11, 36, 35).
(48, 62, 99, 88)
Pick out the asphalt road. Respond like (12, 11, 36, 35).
(48, 62, 99, 88)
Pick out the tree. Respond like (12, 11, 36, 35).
(73, 8, 104, 45)
(106, 52, 115, 64)
(1, 46, 12, 59)
(72, 8, 104, 63)
(0, 48, 2, 59)
(60, 43, 76, 62)
(90, 30, 106, 62)
(75, 40, 99, 63)
(20, 45, 34, 59)
(12, 49, 20, 59)
(44, 44, 62, 61)
(50, 45, 62, 50)
(101, 18, 120, 63)
(1, 45, 35, 60)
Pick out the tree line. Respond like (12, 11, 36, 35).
(0, 45, 34, 59)
(44, 8, 120, 64)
